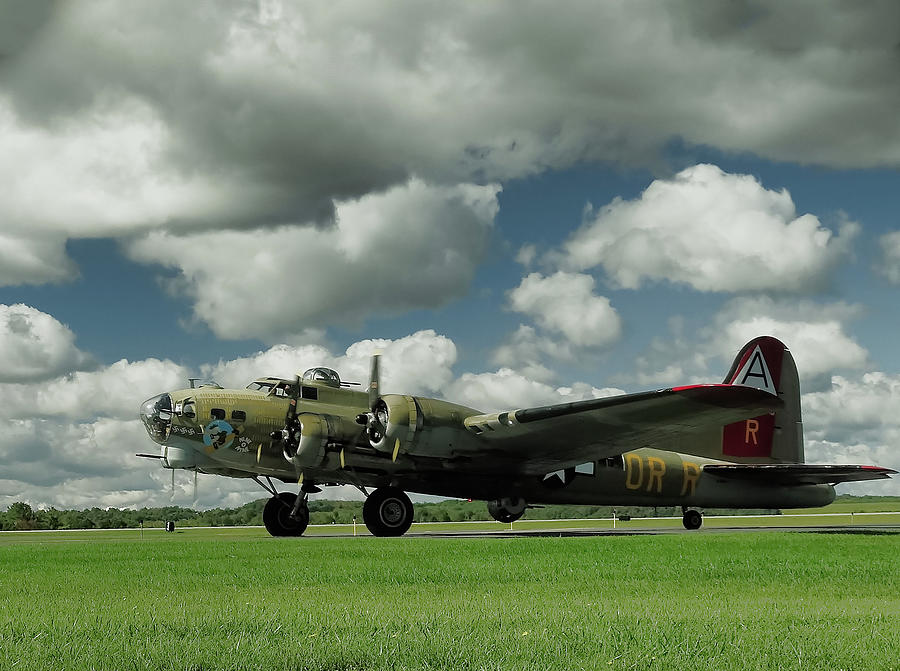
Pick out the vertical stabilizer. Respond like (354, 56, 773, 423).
(721, 336, 803, 463)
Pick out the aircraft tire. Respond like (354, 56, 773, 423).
(363, 487, 414, 537)
(682, 509, 703, 530)
(263, 492, 309, 537)
(487, 499, 525, 523)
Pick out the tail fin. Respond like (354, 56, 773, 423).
(721, 336, 803, 463)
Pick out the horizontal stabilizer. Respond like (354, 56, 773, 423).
(704, 464, 897, 485)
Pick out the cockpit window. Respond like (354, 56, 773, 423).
(246, 382, 274, 392)
(302, 367, 342, 388)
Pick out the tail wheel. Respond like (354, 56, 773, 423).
(363, 487, 414, 537)
(682, 509, 703, 530)
(487, 497, 526, 523)
(263, 492, 309, 537)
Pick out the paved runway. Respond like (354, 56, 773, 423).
(397, 524, 900, 539)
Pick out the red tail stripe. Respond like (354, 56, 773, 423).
(671, 384, 732, 392)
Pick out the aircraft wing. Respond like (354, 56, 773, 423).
(463, 384, 781, 474)
(703, 464, 897, 485)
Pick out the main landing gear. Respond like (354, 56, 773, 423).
(255, 476, 311, 537)
(255, 476, 415, 538)
(682, 507, 703, 530)
(363, 487, 414, 537)
(263, 491, 310, 537)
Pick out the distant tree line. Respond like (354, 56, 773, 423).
(1, 495, 896, 531)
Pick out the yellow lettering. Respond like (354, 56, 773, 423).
(624, 453, 643, 490)
(646, 457, 666, 493)
(745, 419, 759, 445)
(681, 461, 701, 497)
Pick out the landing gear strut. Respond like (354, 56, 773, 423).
(363, 487, 414, 537)
(682, 507, 703, 530)
(263, 492, 309, 537)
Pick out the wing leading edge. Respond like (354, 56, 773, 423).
(462, 384, 782, 474)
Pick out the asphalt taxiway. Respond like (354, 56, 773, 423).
(389, 524, 900, 539)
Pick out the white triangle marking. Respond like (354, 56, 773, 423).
(733, 345, 777, 395)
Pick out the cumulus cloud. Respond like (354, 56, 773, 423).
(491, 325, 573, 383)
(0, 358, 187, 422)
(515, 244, 538, 268)
(2, 2, 899, 284)
(0, 417, 263, 510)
(203, 330, 457, 397)
(627, 298, 868, 390)
(876, 231, 900, 284)
(491, 273, 621, 382)
(0, 232, 75, 286)
(803, 373, 900, 494)
(36, 358, 187, 420)
(508, 272, 622, 348)
(446, 367, 624, 413)
(0, 324, 194, 508)
(127, 180, 499, 340)
(556, 165, 856, 293)
(708, 298, 868, 384)
(805, 374, 900, 445)
(0, 304, 92, 382)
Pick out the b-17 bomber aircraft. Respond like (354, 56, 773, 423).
(139, 336, 895, 536)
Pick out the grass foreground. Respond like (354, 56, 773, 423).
(0, 530, 898, 670)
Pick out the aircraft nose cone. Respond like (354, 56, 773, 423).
(140, 393, 173, 444)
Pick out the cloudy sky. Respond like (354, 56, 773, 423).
(1, 0, 899, 510)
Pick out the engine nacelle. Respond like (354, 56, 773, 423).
(368, 394, 417, 455)
(284, 413, 362, 469)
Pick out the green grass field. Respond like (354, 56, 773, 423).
(0, 529, 898, 670)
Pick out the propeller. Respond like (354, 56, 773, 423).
(268, 373, 313, 520)
(170, 468, 176, 501)
(355, 353, 385, 444)
(192, 470, 198, 506)
(270, 373, 303, 460)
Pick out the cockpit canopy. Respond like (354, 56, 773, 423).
(245, 368, 343, 396)
(301, 367, 342, 388)
(246, 378, 294, 397)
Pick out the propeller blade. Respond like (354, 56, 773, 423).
(192, 470, 198, 505)
(359, 353, 388, 446)
(285, 373, 301, 425)
(170, 468, 175, 501)
(368, 353, 381, 409)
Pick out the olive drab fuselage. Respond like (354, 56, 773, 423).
(139, 338, 896, 536)
(144, 376, 835, 511)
